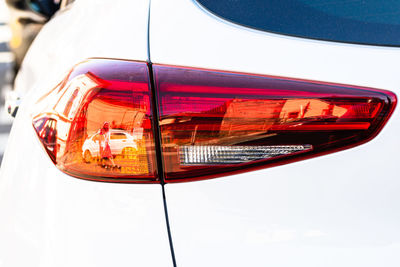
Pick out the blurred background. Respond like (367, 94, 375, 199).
(0, 0, 14, 164)
(0, 0, 60, 163)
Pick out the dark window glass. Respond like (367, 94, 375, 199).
(111, 133, 127, 139)
(196, 0, 400, 46)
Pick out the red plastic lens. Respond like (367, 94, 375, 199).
(153, 65, 396, 182)
(32, 60, 397, 183)
(33, 59, 158, 183)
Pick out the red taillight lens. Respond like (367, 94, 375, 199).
(33, 59, 158, 183)
(33, 59, 396, 183)
(153, 65, 396, 182)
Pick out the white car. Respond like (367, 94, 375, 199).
(0, 0, 399, 266)
(81, 129, 139, 162)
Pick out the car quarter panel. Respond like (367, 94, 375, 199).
(0, 0, 173, 266)
(14, 0, 149, 97)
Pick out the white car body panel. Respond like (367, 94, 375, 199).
(0, 1, 173, 267)
(14, 0, 149, 97)
(0, 0, 399, 266)
(150, 0, 400, 266)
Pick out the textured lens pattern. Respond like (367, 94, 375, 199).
(180, 145, 312, 165)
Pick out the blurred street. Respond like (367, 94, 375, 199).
(0, 1, 15, 164)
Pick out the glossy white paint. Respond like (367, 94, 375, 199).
(0, 1, 173, 267)
(14, 0, 149, 96)
(150, 0, 400, 266)
(2, 0, 400, 265)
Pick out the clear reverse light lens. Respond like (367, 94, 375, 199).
(180, 145, 312, 165)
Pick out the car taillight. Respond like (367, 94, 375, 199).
(33, 59, 158, 183)
(153, 65, 396, 182)
(33, 59, 396, 183)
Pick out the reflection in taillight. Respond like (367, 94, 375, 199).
(33, 59, 396, 183)
(153, 65, 396, 182)
(33, 59, 158, 183)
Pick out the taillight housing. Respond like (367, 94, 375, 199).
(33, 59, 158, 183)
(33, 59, 397, 183)
(153, 65, 396, 182)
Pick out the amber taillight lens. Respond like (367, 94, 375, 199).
(33, 59, 396, 183)
(153, 65, 396, 182)
(33, 59, 158, 183)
